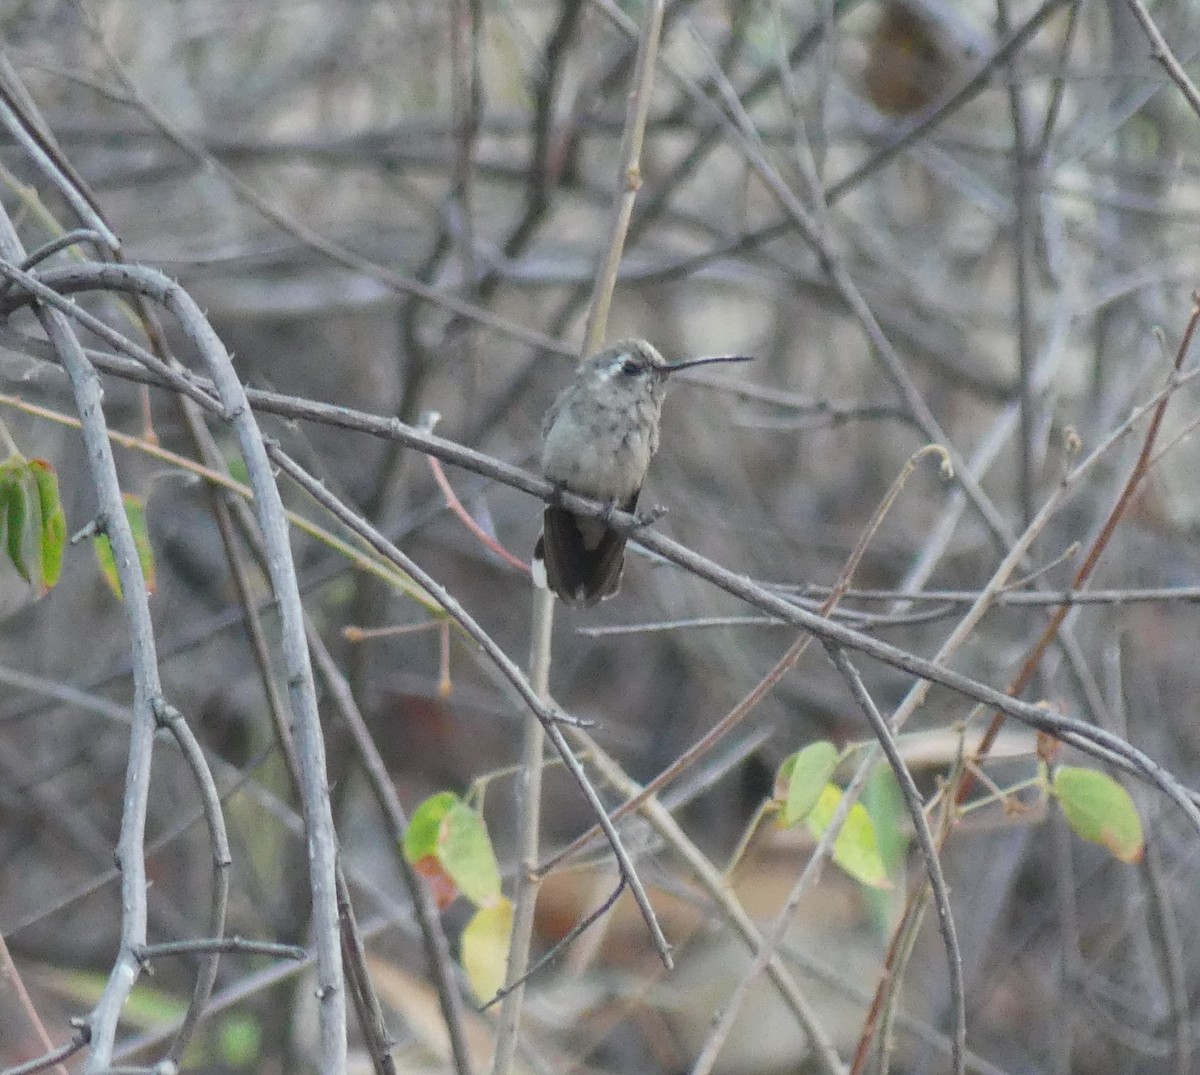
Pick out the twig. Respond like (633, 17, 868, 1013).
(307, 625, 476, 1075)
(67, 7, 574, 359)
(0, 1034, 90, 1075)
(0, 204, 162, 1074)
(1122, 0, 1200, 120)
(825, 644, 965, 1075)
(961, 297, 1200, 798)
(489, 586, 554, 1075)
(336, 863, 398, 1075)
(0, 90, 118, 249)
(582, 0, 667, 352)
(687, 756, 868, 1075)
(265, 443, 671, 967)
(680, 20, 1015, 556)
(571, 729, 847, 1075)
(47, 261, 348, 1072)
(135, 938, 307, 960)
(1035, 0, 1083, 156)
(150, 700, 232, 1067)
(6, 267, 1200, 817)
(995, 0, 1039, 527)
(0, 388, 433, 601)
(429, 454, 529, 574)
(495, 6, 669, 1070)
(541, 445, 945, 873)
(0, 931, 74, 1075)
(676, 450, 946, 1074)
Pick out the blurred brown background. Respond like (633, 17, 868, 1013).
(3, 0, 1200, 1072)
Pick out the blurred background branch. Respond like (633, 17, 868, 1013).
(3, 1, 1200, 1073)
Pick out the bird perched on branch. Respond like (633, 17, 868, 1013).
(532, 338, 752, 607)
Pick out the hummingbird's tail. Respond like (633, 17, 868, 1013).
(532, 498, 634, 607)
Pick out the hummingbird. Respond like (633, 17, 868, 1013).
(532, 338, 754, 607)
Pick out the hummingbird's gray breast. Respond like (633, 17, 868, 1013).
(541, 390, 660, 504)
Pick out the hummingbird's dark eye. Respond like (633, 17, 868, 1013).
(620, 358, 641, 376)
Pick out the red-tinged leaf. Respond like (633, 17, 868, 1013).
(1051, 766, 1145, 863)
(403, 791, 502, 910)
(462, 898, 513, 1003)
(412, 854, 460, 910)
(775, 741, 840, 827)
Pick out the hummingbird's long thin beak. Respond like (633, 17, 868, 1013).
(663, 354, 755, 373)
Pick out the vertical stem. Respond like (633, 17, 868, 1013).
(582, 0, 668, 353)
(490, 587, 554, 1075)
(996, 0, 1037, 527)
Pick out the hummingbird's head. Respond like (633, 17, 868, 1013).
(573, 339, 672, 409)
(578, 338, 753, 402)
(582, 338, 667, 379)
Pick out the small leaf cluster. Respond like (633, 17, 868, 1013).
(774, 741, 892, 890)
(772, 738, 1146, 906)
(403, 792, 512, 1002)
(0, 453, 66, 594)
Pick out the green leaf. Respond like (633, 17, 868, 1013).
(440, 801, 502, 908)
(0, 455, 26, 481)
(94, 528, 119, 597)
(217, 1012, 262, 1066)
(776, 741, 840, 827)
(806, 783, 891, 889)
(127, 494, 156, 593)
(862, 764, 908, 932)
(1, 477, 29, 582)
(93, 493, 156, 598)
(29, 459, 66, 590)
(403, 791, 459, 864)
(461, 897, 513, 1003)
(1051, 766, 1145, 863)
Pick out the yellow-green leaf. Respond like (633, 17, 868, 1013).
(441, 801, 502, 908)
(93, 493, 156, 598)
(29, 459, 66, 590)
(1051, 766, 1145, 863)
(776, 741, 839, 827)
(461, 898, 513, 1003)
(806, 784, 891, 889)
